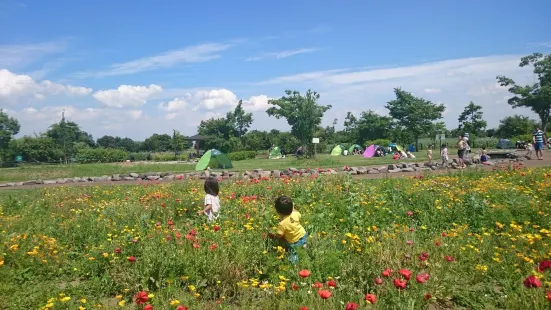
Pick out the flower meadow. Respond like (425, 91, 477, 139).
(1, 167, 551, 309)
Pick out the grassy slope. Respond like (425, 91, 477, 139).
(0, 153, 435, 182)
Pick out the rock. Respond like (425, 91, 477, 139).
(388, 169, 402, 173)
(243, 170, 251, 176)
(377, 166, 388, 171)
(289, 168, 298, 172)
(330, 169, 338, 175)
(273, 170, 281, 178)
(402, 167, 415, 172)
(430, 166, 437, 170)
(7, 183, 16, 187)
(130, 173, 139, 178)
(44, 180, 57, 185)
(124, 177, 135, 181)
(349, 167, 359, 172)
(112, 174, 121, 181)
(16, 182, 23, 186)
(0, 183, 8, 187)
(253, 168, 263, 173)
(164, 175, 175, 181)
(388, 164, 397, 171)
(260, 171, 272, 178)
(160, 172, 170, 177)
(65, 178, 74, 183)
(147, 175, 160, 181)
(23, 180, 37, 185)
(56, 178, 67, 184)
(367, 169, 380, 174)
(417, 167, 430, 171)
(203, 170, 211, 178)
(357, 168, 368, 174)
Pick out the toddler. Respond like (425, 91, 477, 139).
(198, 177, 220, 222)
(480, 147, 488, 163)
(427, 145, 433, 163)
(273, 196, 307, 263)
(441, 144, 449, 167)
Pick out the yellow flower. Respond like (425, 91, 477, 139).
(147, 293, 154, 299)
(188, 285, 196, 292)
(170, 300, 180, 306)
(118, 300, 125, 307)
(60, 296, 71, 302)
(79, 307, 86, 310)
(81, 298, 87, 303)
(115, 295, 123, 300)
(102, 252, 109, 258)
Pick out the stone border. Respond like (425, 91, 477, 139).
(0, 158, 517, 188)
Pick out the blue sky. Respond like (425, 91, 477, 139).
(1, 0, 550, 139)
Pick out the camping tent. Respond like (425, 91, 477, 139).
(331, 145, 344, 156)
(388, 143, 404, 152)
(349, 144, 362, 153)
(269, 146, 282, 159)
(363, 145, 376, 158)
(195, 149, 233, 171)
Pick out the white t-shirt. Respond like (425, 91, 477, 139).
(204, 194, 220, 222)
(343, 150, 348, 156)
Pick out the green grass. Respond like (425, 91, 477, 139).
(0, 153, 435, 182)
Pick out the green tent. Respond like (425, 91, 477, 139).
(195, 149, 233, 171)
(269, 146, 282, 159)
(348, 144, 361, 153)
(331, 145, 344, 156)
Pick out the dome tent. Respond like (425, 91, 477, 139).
(349, 144, 362, 153)
(195, 149, 233, 171)
(269, 146, 282, 159)
(331, 145, 344, 156)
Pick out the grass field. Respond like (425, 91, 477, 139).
(1, 167, 551, 309)
(0, 153, 435, 183)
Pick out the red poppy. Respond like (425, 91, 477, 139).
(209, 243, 218, 250)
(406, 211, 413, 216)
(374, 278, 383, 285)
(393, 279, 407, 290)
(114, 247, 121, 254)
(189, 229, 197, 236)
(299, 307, 309, 310)
(313, 282, 323, 289)
(424, 293, 432, 300)
(434, 241, 441, 247)
(298, 270, 311, 278)
(523, 275, 542, 288)
(416, 273, 430, 283)
(193, 243, 200, 249)
(399, 269, 412, 280)
(144, 305, 153, 310)
(127, 256, 136, 262)
(445, 256, 455, 262)
(214, 225, 220, 232)
(382, 268, 392, 277)
(318, 290, 332, 299)
(176, 306, 188, 310)
(168, 219, 174, 226)
(292, 283, 299, 290)
(419, 252, 429, 261)
(135, 291, 148, 305)
(345, 302, 359, 310)
(327, 280, 337, 288)
(365, 293, 377, 304)
(546, 290, 551, 303)
(441, 232, 447, 237)
(538, 260, 551, 272)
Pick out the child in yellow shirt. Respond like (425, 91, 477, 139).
(272, 196, 307, 263)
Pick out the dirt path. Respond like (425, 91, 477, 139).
(2, 156, 551, 191)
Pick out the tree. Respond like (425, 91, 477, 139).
(197, 118, 239, 153)
(497, 53, 551, 132)
(458, 101, 487, 135)
(0, 109, 20, 161)
(227, 100, 253, 139)
(385, 88, 446, 149)
(97, 135, 118, 148)
(8, 136, 62, 162)
(495, 115, 538, 138)
(171, 130, 188, 157)
(142, 134, 172, 152)
(267, 90, 331, 155)
(45, 115, 94, 163)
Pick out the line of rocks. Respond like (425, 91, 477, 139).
(0, 158, 518, 188)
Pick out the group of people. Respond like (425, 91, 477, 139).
(343, 147, 362, 156)
(199, 177, 307, 263)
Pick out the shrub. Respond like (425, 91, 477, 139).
(75, 148, 128, 163)
(364, 139, 392, 148)
(227, 151, 257, 161)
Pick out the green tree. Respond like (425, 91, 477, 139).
(171, 130, 188, 157)
(385, 88, 446, 149)
(497, 53, 551, 132)
(45, 116, 94, 163)
(9, 136, 62, 162)
(141, 134, 172, 152)
(197, 118, 239, 153)
(495, 115, 538, 138)
(0, 109, 20, 161)
(227, 100, 253, 139)
(458, 101, 487, 135)
(97, 135, 118, 148)
(267, 90, 331, 155)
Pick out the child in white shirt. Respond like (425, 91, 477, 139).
(441, 144, 449, 167)
(198, 177, 220, 222)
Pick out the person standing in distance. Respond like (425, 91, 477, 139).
(532, 126, 545, 160)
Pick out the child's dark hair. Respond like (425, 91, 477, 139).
(275, 196, 293, 215)
(204, 177, 219, 196)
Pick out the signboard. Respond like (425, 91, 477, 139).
(435, 134, 445, 140)
(15, 155, 22, 162)
(312, 138, 320, 144)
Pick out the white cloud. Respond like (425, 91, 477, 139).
(92, 84, 163, 108)
(245, 48, 319, 62)
(0, 69, 92, 106)
(0, 41, 66, 69)
(78, 43, 231, 77)
(423, 88, 441, 94)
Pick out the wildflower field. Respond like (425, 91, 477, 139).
(1, 167, 551, 309)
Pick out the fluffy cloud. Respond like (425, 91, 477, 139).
(157, 89, 271, 120)
(0, 69, 92, 106)
(92, 84, 163, 108)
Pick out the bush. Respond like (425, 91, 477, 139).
(75, 148, 128, 163)
(129, 152, 151, 161)
(364, 139, 392, 147)
(227, 151, 257, 161)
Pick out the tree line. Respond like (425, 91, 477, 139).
(0, 52, 549, 163)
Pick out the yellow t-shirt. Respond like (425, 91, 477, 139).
(277, 210, 306, 244)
